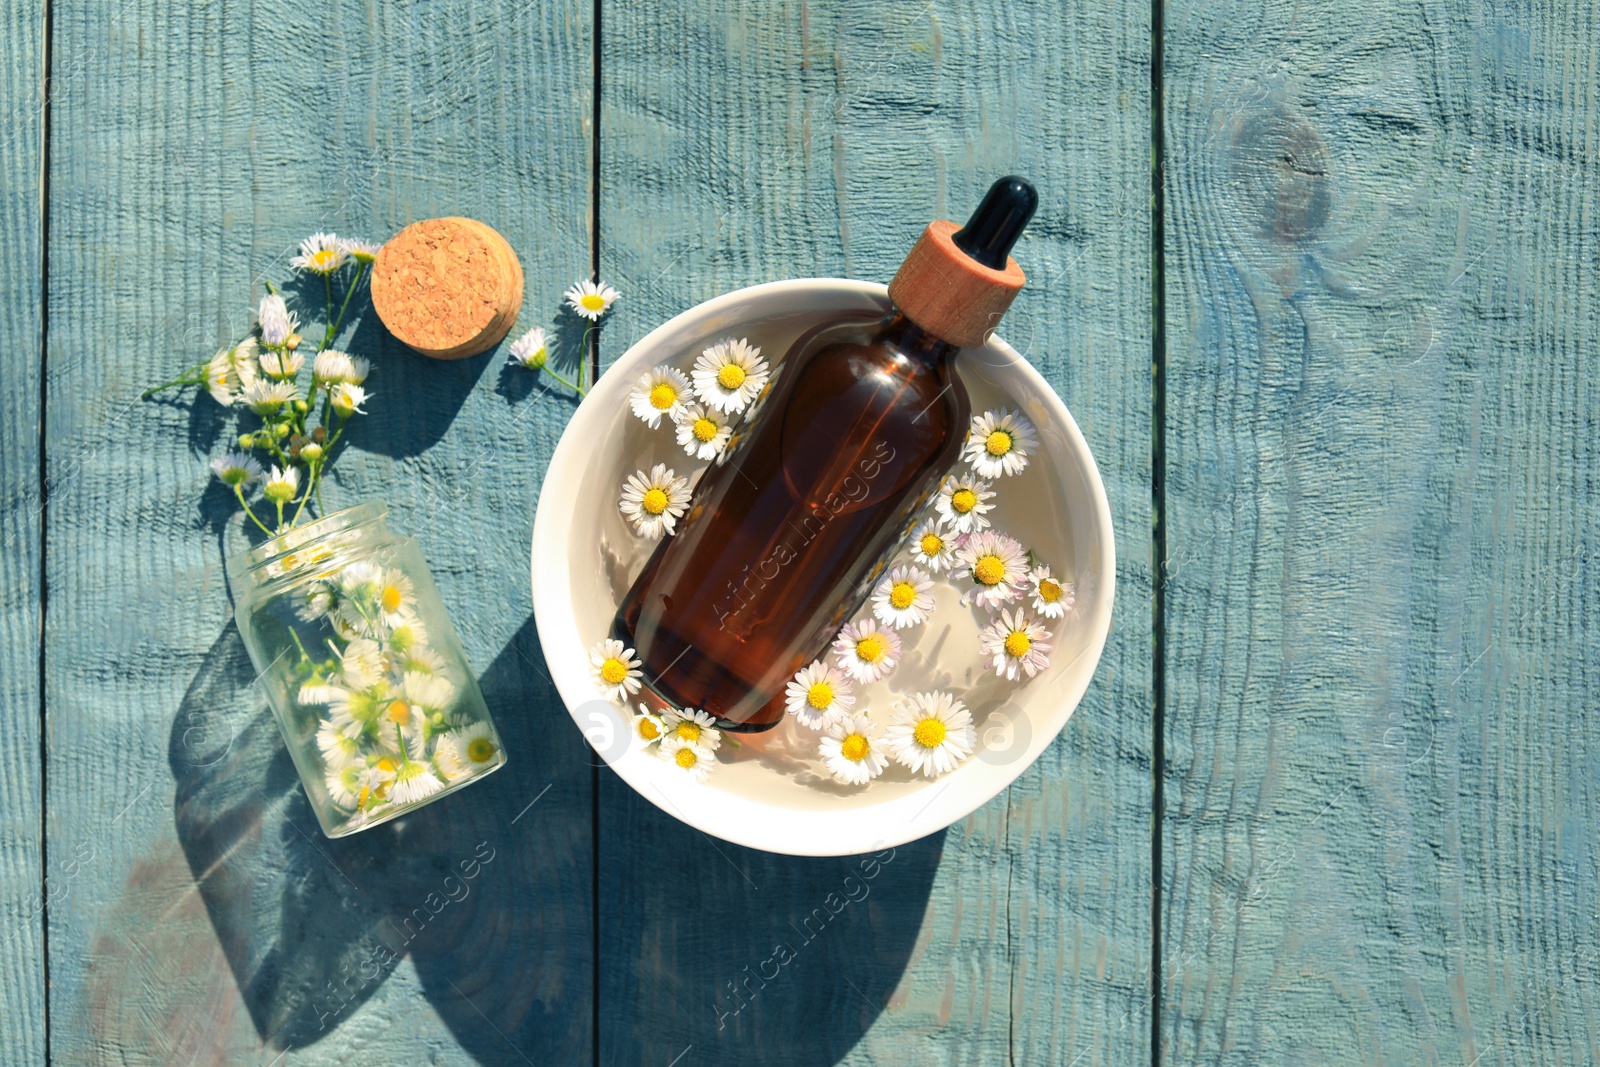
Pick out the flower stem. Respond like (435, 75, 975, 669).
(234, 485, 273, 535)
(323, 261, 368, 349)
(141, 365, 206, 398)
(540, 365, 587, 396)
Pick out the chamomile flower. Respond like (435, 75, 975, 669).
(204, 343, 248, 406)
(437, 722, 502, 775)
(507, 327, 549, 369)
(673, 402, 732, 460)
(374, 569, 414, 622)
(632, 706, 666, 745)
(258, 294, 298, 347)
(340, 237, 383, 263)
(661, 707, 722, 752)
(871, 565, 935, 630)
(344, 356, 371, 384)
(312, 349, 355, 386)
(380, 692, 429, 744)
(955, 530, 1028, 609)
(565, 278, 620, 320)
(691, 338, 769, 412)
(831, 618, 902, 684)
(978, 608, 1054, 680)
(658, 736, 716, 782)
(886, 691, 975, 778)
(400, 645, 447, 676)
(402, 670, 456, 716)
(297, 678, 344, 706)
(618, 464, 691, 539)
(628, 365, 692, 427)
(389, 758, 445, 805)
(242, 380, 297, 416)
(963, 408, 1039, 478)
(819, 713, 889, 785)
(339, 636, 385, 689)
(386, 610, 428, 653)
(329, 382, 370, 417)
(263, 464, 300, 504)
(295, 583, 335, 622)
(907, 519, 956, 573)
(259, 347, 304, 380)
(1028, 565, 1075, 619)
(590, 638, 643, 703)
(210, 452, 262, 488)
(783, 661, 856, 729)
(316, 719, 363, 764)
(933, 473, 996, 535)
(291, 232, 348, 274)
(326, 761, 369, 809)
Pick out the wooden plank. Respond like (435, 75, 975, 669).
(600, 1, 1152, 1062)
(44, 1, 594, 1062)
(1163, 0, 1600, 1060)
(0, 0, 45, 1061)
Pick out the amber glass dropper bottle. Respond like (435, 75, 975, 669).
(614, 177, 1038, 730)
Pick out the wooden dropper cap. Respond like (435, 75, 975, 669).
(887, 176, 1037, 350)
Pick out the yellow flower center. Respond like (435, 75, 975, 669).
(951, 489, 978, 514)
(674, 722, 702, 742)
(387, 699, 411, 723)
(985, 429, 1014, 456)
(637, 717, 660, 740)
(376, 758, 396, 773)
(467, 737, 497, 763)
(1039, 578, 1062, 602)
(806, 682, 835, 710)
(312, 249, 337, 268)
(716, 363, 746, 390)
(356, 785, 371, 807)
(913, 718, 947, 748)
(1004, 631, 1033, 658)
(840, 734, 870, 762)
(919, 533, 944, 557)
(692, 417, 718, 442)
(855, 635, 886, 663)
(675, 746, 699, 769)
(580, 293, 607, 311)
(974, 555, 1006, 586)
(649, 383, 678, 410)
(600, 657, 629, 685)
(642, 487, 670, 515)
(381, 585, 403, 613)
(889, 582, 917, 610)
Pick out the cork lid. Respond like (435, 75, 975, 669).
(886, 177, 1036, 350)
(370, 217, 524, 360)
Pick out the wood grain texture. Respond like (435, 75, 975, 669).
(44, 1, 594, 1063)
(1163, 0, 1600, 1061)
(0, 0, 45, 1061)
(600, 2, 1152, 1063)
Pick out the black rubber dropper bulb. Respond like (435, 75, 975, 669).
(951, 176, 1038, 269)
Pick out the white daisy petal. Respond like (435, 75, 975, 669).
(955, 529, 1029, 609)
(870, 565, 936, 630)
(907, 519, 955, 573)
(632, 704, 667, 746)
(691, 338, 769, 412)
(590, 638, 644, 702)
(628, 365, 692, 427)
(962, 408, 1040, 478)
(660, 707, 722, 752)
(658, 735, 716, 782)
(1028, 565, 1076, 619)
(782, 661, 856, 729)
(258, 294, 299, 348)
(672, 402, 733, 460)
(508, 327, 549, 369)
(290, 232, 349, 275)
(933, 473, 996, 535)
(819, 713, 888, 785)
(885, 691, 975, 778)
(210, 452, 263, 488)
(978, 607, 1054, 680)
(565, 278, 620, 320)
(830, 618, 902, 684)
(618, 463, 692, 539)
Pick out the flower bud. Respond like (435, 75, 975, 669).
(292, 399, 309, 414)
(286, 332, 302, 350)
(238, 433, 255, 449)
(274, 423, 290, 438)
(312, 426, 327, 444)
(300, 443, 324, 462)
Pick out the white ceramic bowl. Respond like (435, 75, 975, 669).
(531, 279, 1114, 856)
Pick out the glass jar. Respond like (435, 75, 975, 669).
(229, 501, 506, 837)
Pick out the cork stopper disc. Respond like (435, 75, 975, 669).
(370, 217, 524, 360)
(887, 220, 1026, 350)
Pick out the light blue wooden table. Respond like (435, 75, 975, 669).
(3, 0, 1596, 1063)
